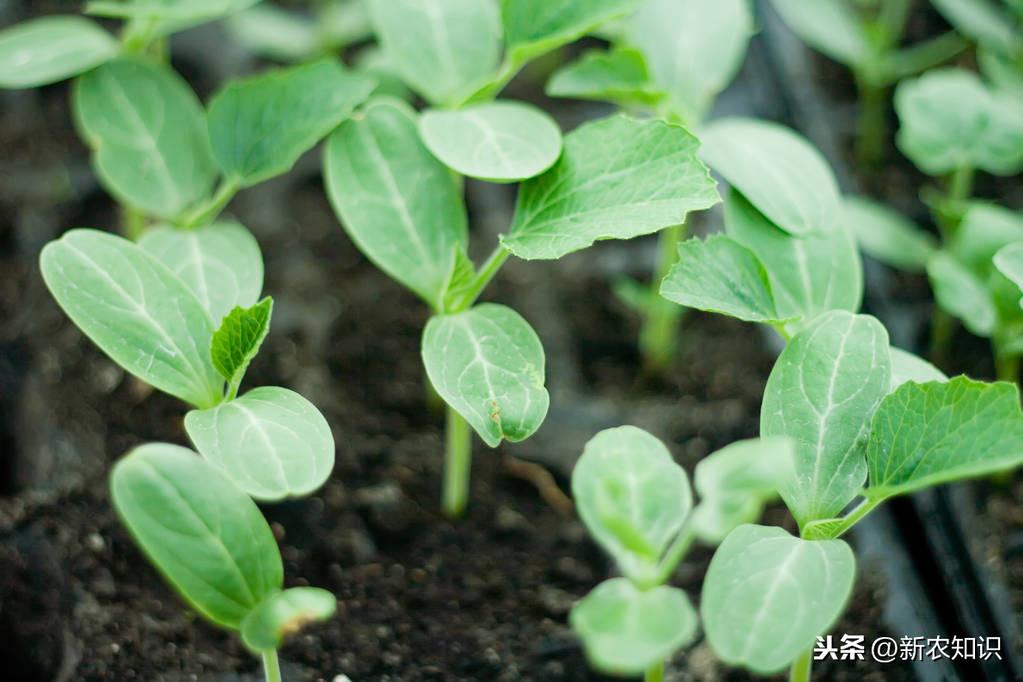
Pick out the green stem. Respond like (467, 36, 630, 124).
(640, 222, 688, 372)
(651, 523, 695, 586)
(464, 53, 527, 105)
(936, 165, 974, 237)
(855, 77, 887, 168)
(947, 164, 975, 205)
(262, 650, 282, 682)
(181, 179, 239, 229)
(789, 648, 813, 682)
(644, 661, 665, 682)
(442, 405, 472, 518)
(929, 308, 955, 369)
(817, 496, 883, 540)
(121, 204, 147, 241)
(994, 345, 1020, 383)
(457, 245, 511, 311)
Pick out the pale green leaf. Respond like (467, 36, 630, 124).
(628, 0, 753, 121)
(208, 59, 375, 186)
(210, 297, 272, 387)
(73, 59, 217, 219)
(867, 377, 1023, 498)
(890, 346, 948, 391)
(660, 235, 789, 324)
(761, 311, 891, 527)
(501, 0, 640, 61)
(844, 197, 937, 272)
(572, 426, 691, 581)
(325, 98, 468, 309)
(895, 68, 1023, 175)
(995, 241, 1023, 302)
(241, 587, 336, 653)
(503, 114, 719, 260)
(927, 252, 997, 337)
(86, 0, 261, 36)
(980, 48, 1023, 101)
(40, 229, 222, 408)
(422, 304, 548, 447)
(701, 118, 841, 236)
(110, 443, 282, 629)
(931, 0, 1022, 58)
(725, 190, 863, 329)
(0, 16, 117, 89)
(545, 46, 664, 107)
(690, 436, 795, 544)
(351, 45, 414, 101)
(702, 524, 856, 674)
(949, 202, 1023, 272)
(139, 221, 263, 324)
(225, 5, 319, 62)
(771, 0, 871, 67)
(185, 386, 335, 500)
(570, 579, 697, 676)
(367, 0, 501, 105)
(419, 101, 562, 182)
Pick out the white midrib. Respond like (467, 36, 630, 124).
(738, 542, 802, 660)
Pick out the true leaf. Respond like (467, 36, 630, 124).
(866, 377, 1023, 498)
(761, 311, 891, 527)
(690, 436, 795, 544)
(627, 0, 753, 122)
(210, 297, 273, 388)
(570, 578, 698, 676)
(572, 426, 691, 581)
(422, 303, 549, 447)
(419, 101, 562, 182)
(0, 16, 117, 89)
(890, 347, 947, 391)
(40, 229, 222, 408)
(139, 222, 263, 324)
(701, 524, 856, 674)
(771, 0, 871, 67)
(844, 197, 937, 272)
(501, 0, 640, 61)
(185, 386, 335, 500)
(545, 46, 664, 107)
(700, 118, 842, 236)
(325, 97, 468, 309)
(926, 252, 997, 337)
(660, 235, 789, 325)
(73, 59, 217, 219)
(110, 443, 283, 629)
(895, 68, 1023, 175)
(241, 587, 336, 653)
(367, 0, 501, 105)
(502, 114, 719, 260)
(208, 59, 375, 187)
(725, 190, 863, 328)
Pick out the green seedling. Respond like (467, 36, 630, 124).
(547, 0, 754, 372)
(325, 0, 720, 517)
(39, 227, 337, 678)
(569, 426, 793, 680)
(772, 0, 968, 165)
(112, 443, 336, 682)
(698, 310, 1023, 680)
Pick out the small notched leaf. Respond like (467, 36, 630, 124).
(701, 525, 856, 674)
(660, 235, 791, 325)
(572, 426, 692, 581)
(0, 16, 117, 89)
(546, 46, 664, 107)
(419, 100, 563, 182)
(422, 304, 549, 447)
(185, 386, 336, 501)
(210, 297, 273, 388)
(40, 229, 223, 408)
(111, 443, 283, 630)
(241, 587, 336, 653)
(700, 118, 842, 236)
(208, 59, 375, 186)
(503, 114, 719, 260)
(866, 377, 1023, 499)
(761, 311, 891, 528)
(140, 221, 264, 324)
(570, 578, 698, 676)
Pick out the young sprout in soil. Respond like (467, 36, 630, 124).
(546, 0, 754, 372)
(569, 426, 793, 681)
(699, 310, 1023, 681)
(843, 66, 1023, 377)
(324, 0, 719, 518)
(772, 0, 968, 165)
(39, 227, 336, 678)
